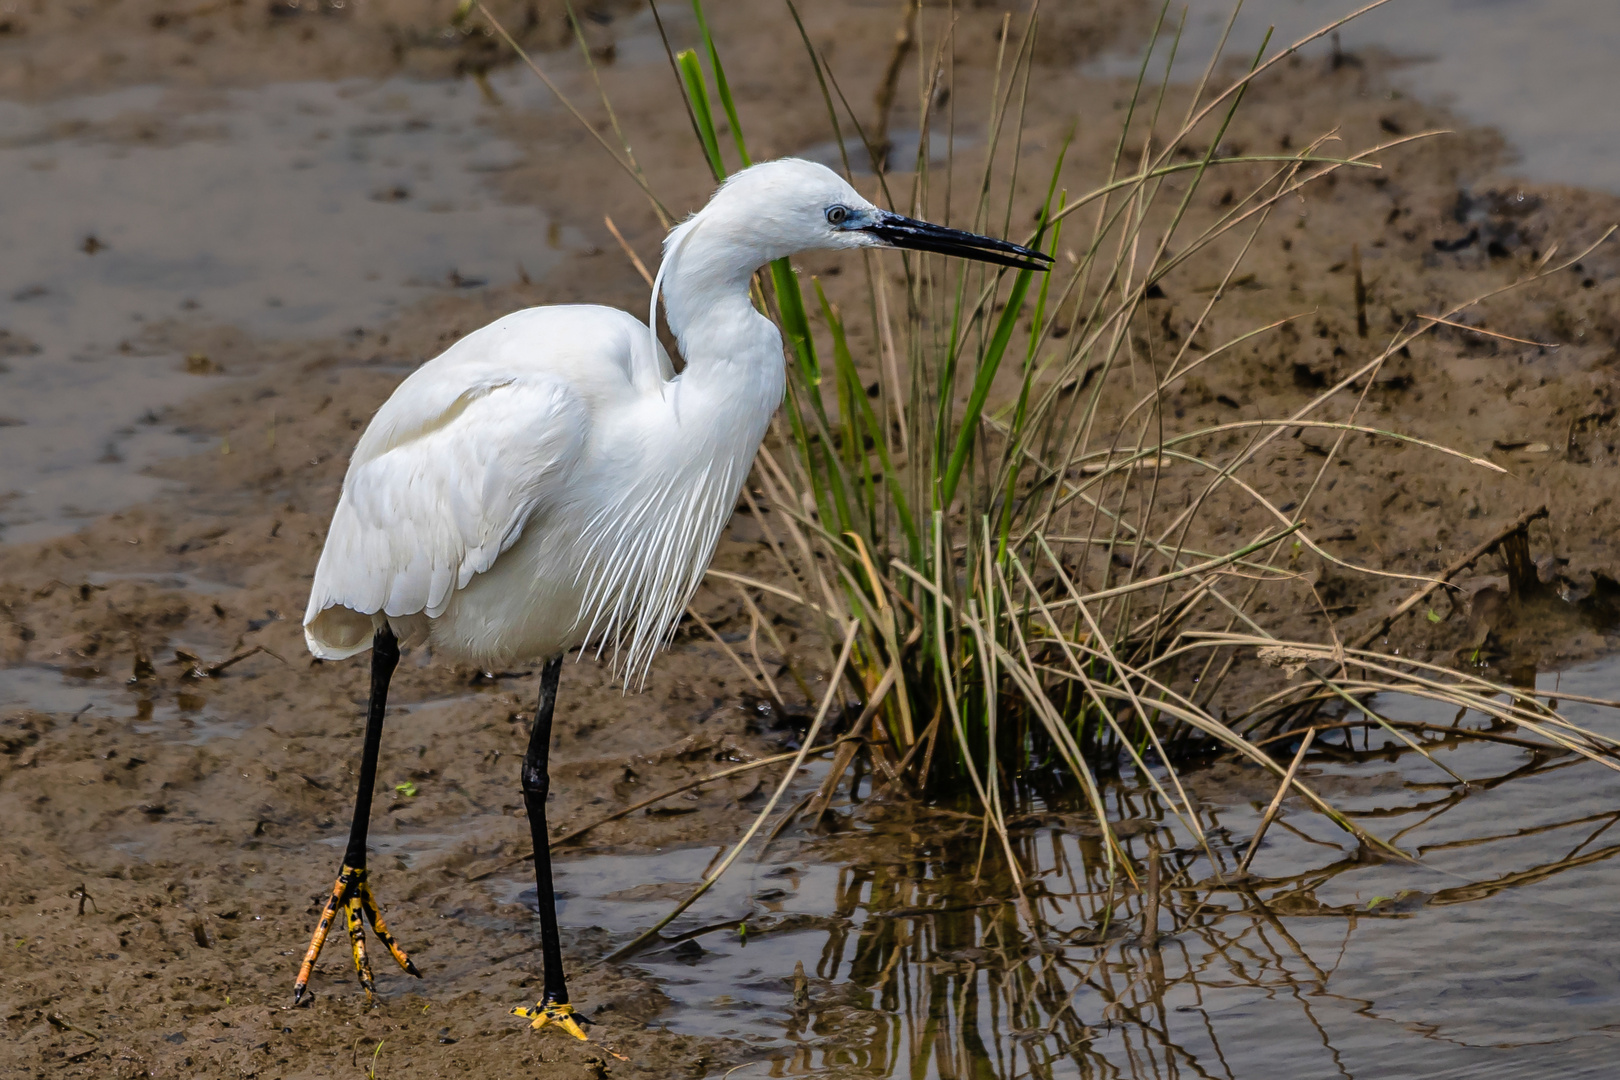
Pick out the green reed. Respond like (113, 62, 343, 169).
(478, 0, 1620, 871)
(664, 0, 1620, 869)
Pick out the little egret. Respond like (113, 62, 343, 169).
(292, 157, 1049, 1036)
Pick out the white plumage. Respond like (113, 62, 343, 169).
(303, 157, 1049, 683)
(289, 157, 1050, 1016)
(305, 161, 831, 680)
(305, 292, 778, 676)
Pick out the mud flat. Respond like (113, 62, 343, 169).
(2, 2, 1619, 1077)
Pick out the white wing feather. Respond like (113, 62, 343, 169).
(303, 301, 751, 677)
(302, 305, 664, 659)
(304, 373, 587, 658)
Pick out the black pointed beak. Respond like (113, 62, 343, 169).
(864, 212, 1052, 272)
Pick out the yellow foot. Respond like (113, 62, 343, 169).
(293, 863, 421, 1004)
(512, 1000, 589, 1040)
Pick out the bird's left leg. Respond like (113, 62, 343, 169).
(511, 655, 587, 1040)
(293, 625, 422, 1004)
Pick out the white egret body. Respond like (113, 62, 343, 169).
(290, 158, 1049, 1031)
(303, 301, 773, 680)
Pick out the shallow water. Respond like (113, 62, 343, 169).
(1086, 0, 1620, 195)
(0, 663, 117, 717)
(0, 662, 250, 743)
(0, 73, 578, 543)
(493, 656, 1620, 1078)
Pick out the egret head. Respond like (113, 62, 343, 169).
(689, 158, 1052, 272)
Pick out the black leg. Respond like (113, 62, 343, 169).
(293, 625, 420, 1004)
(344, 625, 399, 868)
(512, 655, 587, 1038)
(524, 655, 568, 1004)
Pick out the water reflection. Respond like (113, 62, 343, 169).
(524, 656, 1620, 1078)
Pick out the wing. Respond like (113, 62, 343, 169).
(304, 370, 589, 660)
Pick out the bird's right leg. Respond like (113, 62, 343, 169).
(292, 624, 421, 1004)
(511, 655, 588, 1040)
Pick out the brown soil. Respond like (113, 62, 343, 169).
(2, 2, 1618, 1078)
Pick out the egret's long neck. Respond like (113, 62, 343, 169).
(657, 215, 785, 416)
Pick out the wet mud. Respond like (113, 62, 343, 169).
(2, 1, 1620, 1078)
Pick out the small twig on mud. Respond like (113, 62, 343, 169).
(736, 589, 786, 707)
(174, 644, 287, 679)
(1352, 243, 1368, 337)
(46, 1013, 99, 1041)
(1350, 504, 1549, 650)
(72, 884, 97, 916)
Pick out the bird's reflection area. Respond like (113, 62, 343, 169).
(525, 656, 1620, 1079)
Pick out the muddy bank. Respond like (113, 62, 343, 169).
(0, 0, 1149, 99)
(0, 0, 605, 99)
(2, 1, 1619, 1077)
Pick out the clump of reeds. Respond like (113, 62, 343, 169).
(477, 0, 1620, 879)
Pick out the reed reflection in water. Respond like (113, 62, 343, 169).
(545, 660, 1620, 1079)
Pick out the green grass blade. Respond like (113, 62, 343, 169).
(771, 262, 820, 385)
(939, 266, 1035, 510)
(814, 280, 918, 553)
(690, 0, 752, 167)
(676, 49, 726, 182)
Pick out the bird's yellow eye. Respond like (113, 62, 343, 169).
(826, 205, 850, 226)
